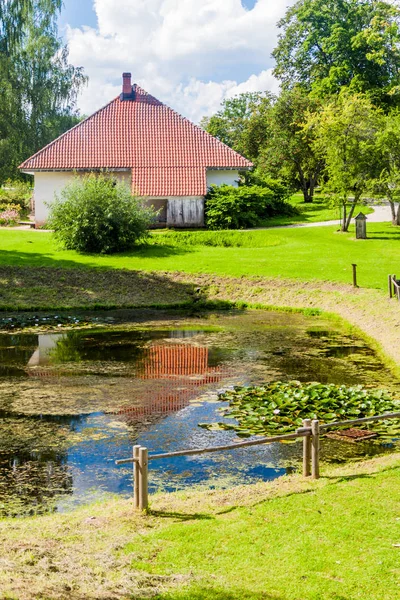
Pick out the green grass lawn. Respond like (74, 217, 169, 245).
(262, 193, 374, 227)
(1, 454, 400, 599)
(0, 222, 399, 290)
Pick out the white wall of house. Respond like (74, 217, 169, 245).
(33, 170, 130, 226)
(206, 169, 239, 189)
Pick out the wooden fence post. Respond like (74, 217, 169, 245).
(302, 419, 312, 477)
(311, 420, 320, 480)
(389, 275, 393, 299)
(138, 447, 148, 511)
(133, 445, 140, 509)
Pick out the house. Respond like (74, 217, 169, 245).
(19, 73, 253, 228)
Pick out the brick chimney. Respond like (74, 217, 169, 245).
(121, 73, 135, 100)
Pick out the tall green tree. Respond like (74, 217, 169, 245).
(307, 92, 383, 231)
(200, 92, 268, 155)
(243, 86, 324, 203)
(0, 0, 86, 182)
(273, 0, 400, 109)
(370, 111, 400, 225)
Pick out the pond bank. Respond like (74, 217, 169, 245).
(2, 266, 400, 376)
(0, 452, 399, 600)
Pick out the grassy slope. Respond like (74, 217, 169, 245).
(0, 222, 399, 290)
(1, 454, 400, 600)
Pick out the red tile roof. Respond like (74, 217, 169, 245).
(19, 84, 253, 196)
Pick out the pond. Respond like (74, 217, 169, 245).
(0, 309, 398, 516)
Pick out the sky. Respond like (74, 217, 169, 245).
(59, 0, 295, 123)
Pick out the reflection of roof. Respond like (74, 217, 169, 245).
(19, 83, 252, 196)
(139, 345, 209, 378)
(118, 344, 227, 420)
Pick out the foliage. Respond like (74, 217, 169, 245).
(0, 179, 32, 211)
(200, 92, 269, 155)
(200, 381, 399, 437)
(246, 87, 324, 202)
(0, 207, 19, 225)
(48, 174, 154, 254)
(306, 92, 384, 230)
(0, 0, 86, 182)
(204, 184, 297, 230)
(273, 0, 400, 109)
(370, 110, 400, 225)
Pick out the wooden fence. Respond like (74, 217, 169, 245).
(388, 274, 400, 301)
(115, 411, 400, 511)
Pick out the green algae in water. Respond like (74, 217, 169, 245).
(0, 309, 399, 517)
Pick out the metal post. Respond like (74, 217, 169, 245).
(311, 420, 320, 480)
(138, 447, 148, 511)
(389, 274, 393, 299)
(352, 264, 358, 288)
(302, 419, 312, 477)
(133, 445, 140, 509)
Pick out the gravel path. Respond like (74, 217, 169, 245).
(248, 203, 393, 231)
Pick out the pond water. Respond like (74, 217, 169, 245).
(0, 309, 398, 516)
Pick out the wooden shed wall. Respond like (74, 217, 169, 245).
(167, 197, 204, 227)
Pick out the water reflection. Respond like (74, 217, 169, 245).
(0, 310, 398, 516)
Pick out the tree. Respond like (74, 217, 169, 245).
(273, 0, 400, 109)
(370, 111, 400, 225)
(0, 0, 86, 182)
(48, 174, 154, 254)
(200, 92, 268, 155)
(244, 86, 324, 203)
(307, 92, 383, 231)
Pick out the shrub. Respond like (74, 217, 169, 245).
(0, 180, 32, 212)
(0, 207, 20, 226)
(205, 184, 297, 230)
(48, 174, 154, 254)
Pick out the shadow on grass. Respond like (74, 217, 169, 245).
(367, 229, 400, 240)
(323, 463, 400, 483)
(138, 587, 283, 600)
(0, 243, 191, 269)
(148, 509, 214, 522)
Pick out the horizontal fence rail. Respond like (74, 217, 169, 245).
(115, 411, 400, 511)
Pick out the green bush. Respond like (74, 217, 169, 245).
(0, 180, 32, 212)
(48, 174, 154, 254)
(205, 184, 297, 230)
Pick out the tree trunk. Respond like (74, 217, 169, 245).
(396, 204, 400, 226)
(343, 200, 357, 232)
(341, 202, 347, 232)
(389, 199, 397, 225)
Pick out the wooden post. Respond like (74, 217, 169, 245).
(138, 447, 148, 511)
(352, 264, 358, 288)
(389, 275, 393, 299)
(311, 420, 320, 480)
(302, 419, 312, 477)
(133, 445, 140, 509)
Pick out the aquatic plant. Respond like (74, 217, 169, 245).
(199, 381, 400, 437)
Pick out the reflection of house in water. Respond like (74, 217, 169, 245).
(27, 334, 63, 372)
(117, 344, 228, 421)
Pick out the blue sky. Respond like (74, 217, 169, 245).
(60, 0, 293, 122)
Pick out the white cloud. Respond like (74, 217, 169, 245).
(67, 0, 294, 122)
